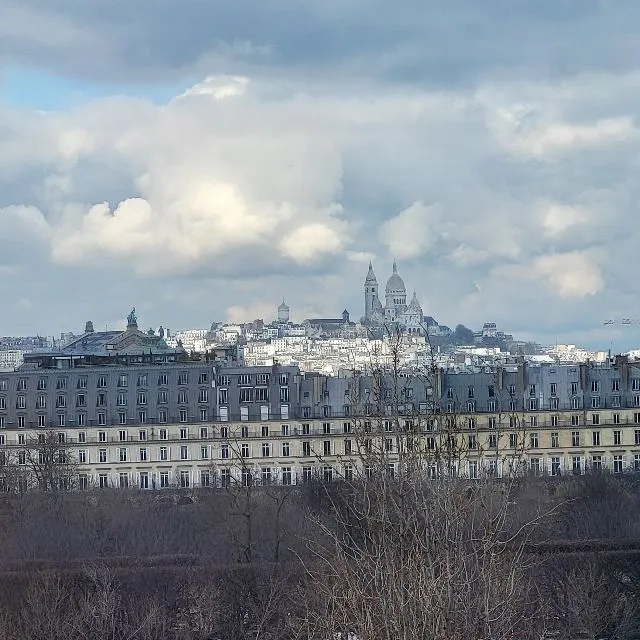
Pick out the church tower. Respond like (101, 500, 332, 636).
(364, 262, 379, 320)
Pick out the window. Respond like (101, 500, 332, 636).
(613, 379, 620, 392)
(302, 442, 311, 457)
(239, 388, 253, 403)
(159, 446, 168, 461)
(200, 470, 212, 487)
(529, 457, 541, 476)
(179, 409, 187, 423)
(241, 426, 249, 438)
(323, 466, 333, 483)
(260, 425, 269, 437)
(529, 433, 539, 448)
(550, 415, 558, 427)
(118, 473, 130, 489)
(468, 385, 474, 399)
(528, 399, 538, 411)
(98, 431, 106, 443)
(117, 392, 127, 407)
(78, 450, 87, 464)
(255, 388, 269, 402)
(488, 433, 498, 449)
(282, 442, 290, 457)
(119, 448, 128, 462)
(509, 433, 517, 449)
(96, 376, 107, 388)
(571, 431, 580, 447)
(96, 393, 106, 407)
(551, 432, 559, 448)
(635, 429, 640, 446)
(591, 414, 600, 426)
(198, 389, 208, 403)
(158, 409, 167, 423)
(16, 395, 26, 410)
(281, 424, 289, 436)
(140, 472, 150, 490)
(180, 445, 188, 460)
(324, 440, 332, 456)
(572, 456, 582, 475)
(158, 373, 168, 386)
(221, 444, 229, 459)
(137, 374, 147, 387)
(200, 445, 209, 460)
(529, 415, 538, 427)
(159, 428, 168, 440)
(98, 474, 108, 488)
(550, 398, 559, 411)
(323, 423, 331, 435)
(157, 391, 168, 404)
(138, 411, 146, 424)
(178, 372, 188, 386)
(137, 392, 147, 405)
(591, 380, 599, 393)
(550, 382, 557, 396)
(57, 414, 65, 427)
(218, 388, 228, 405)
(139, 448, 148, 462)
(571, 397, 580, 410)
(118, 374, 128, 388)
(37, 415, 46, 427)
(178, 390, 188, 404)
(592, 431, 601, 446)
(119, 430, 127, 442)
(613, 455, 623, 474)
(551, 457, 561, 476)
(241, 443, 250, 458)
(240, 406, 249, 421)
(160, 471, 170, 488)
(614, 430, 622, 445)
(571, 415, 579, 427)
(99, 449, 107, 463)
(635, 454, 640, 472)
(591, 396, 600, 409)
(529, 384, 536, 397)
(262, 442, 271, 457)
(468, 434, 477, 450)
(487, 400, 497, 412)
(613, 413, 621, 425)
(592, 455, 602, 472)
(78, 431, 86, 443)
(467, 401, 475, 412)
(488, 417, 497, 429)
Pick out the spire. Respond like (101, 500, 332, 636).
(365, 261, 377, 283)
(393, 259, 398, 273)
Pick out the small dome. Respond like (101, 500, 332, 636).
(408, 291, 423, 315)
(385, 261, 406, 293)
(278, 299, 289, 311)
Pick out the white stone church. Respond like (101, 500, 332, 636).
(363, 261, 425, 335)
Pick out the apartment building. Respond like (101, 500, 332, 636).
(2, 315, 640, 488)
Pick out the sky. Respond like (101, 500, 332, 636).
(1, 0, 639, 350)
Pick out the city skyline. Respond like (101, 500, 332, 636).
(2, 2, 640, 349)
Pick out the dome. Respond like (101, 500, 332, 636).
(385, 261, 406, 293)
(278, 299, 289, 311)
(408, 291, 423, 315)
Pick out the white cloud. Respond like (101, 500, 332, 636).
(279, 220, 348, 264)
(175, 75, 249, 101)
(541, 203, 590, 237)
(225, 301, 278, 324)
(378, 201, 441, 259)
(532, 251, 604, 299)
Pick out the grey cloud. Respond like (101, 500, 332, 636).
(2, 0, 640, 85)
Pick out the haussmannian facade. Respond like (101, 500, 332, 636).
(3, 316, 640, 489)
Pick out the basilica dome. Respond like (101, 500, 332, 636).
(385, 261, 406, 294)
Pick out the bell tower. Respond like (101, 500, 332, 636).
(364, 262, 378, 319)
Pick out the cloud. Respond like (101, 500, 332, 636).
(379, 202, 441, 260)
(2, 1, 640, 348)
(541, 203, 590, 237)
(532, 251, 604, 299)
